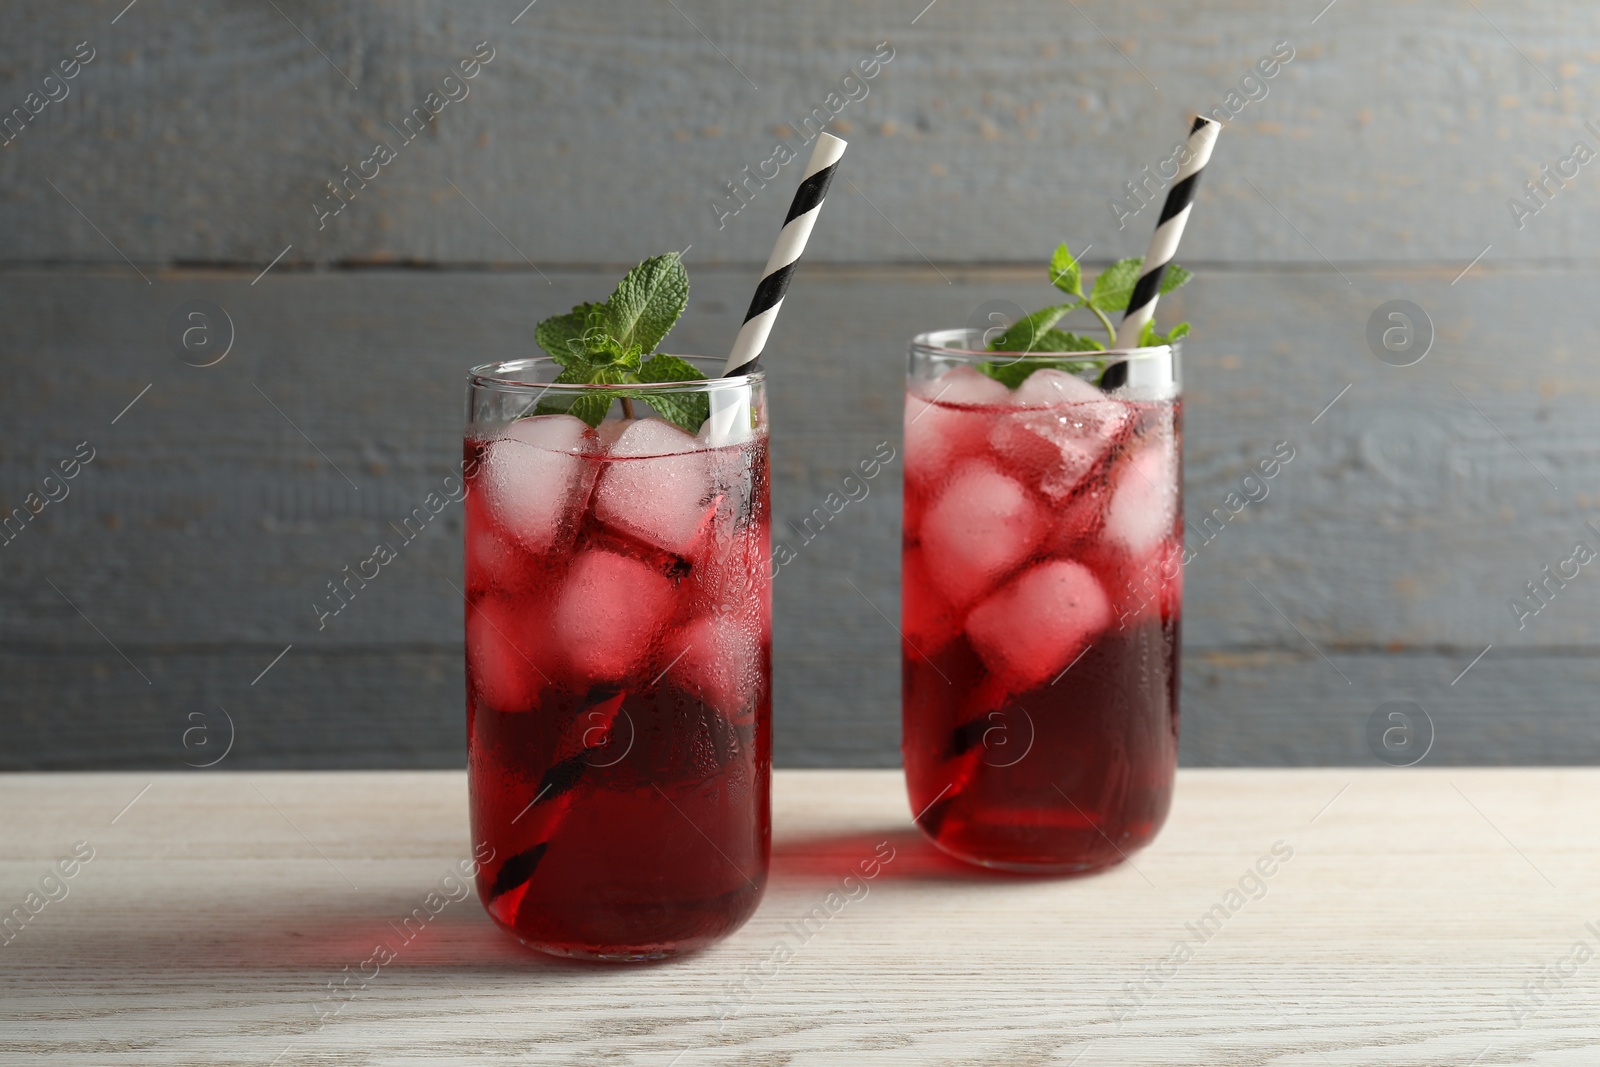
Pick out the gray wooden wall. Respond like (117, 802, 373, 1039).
(3, 0, 1597, 769)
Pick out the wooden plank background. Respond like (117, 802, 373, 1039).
(2, 0, 1598, 768)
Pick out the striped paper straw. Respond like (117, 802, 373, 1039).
(723, 132, 848, 376)
(1113, 116, 1220, 351)
(707, 132, 846, 443)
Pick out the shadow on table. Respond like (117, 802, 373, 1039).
(770, 827, 1127, 886)
(5, 890, 651, 983)
(10, 838, 1124, 991)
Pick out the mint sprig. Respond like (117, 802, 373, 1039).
(981, 243, 1193, 386)
(532, 253, 709, 433)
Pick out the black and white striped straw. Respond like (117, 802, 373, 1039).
(1113, 116, 1220, 351)
(722, 132, 848, 376)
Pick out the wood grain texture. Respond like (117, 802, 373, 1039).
(2, 0, 1597, 770)
(2, 263, 1598, 768)
(3, 768, 1600, 1065)
(1, 0, 1596, 267)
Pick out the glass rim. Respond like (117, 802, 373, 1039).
(468, 355, 764, 394)
(910, 327, 1178, 364)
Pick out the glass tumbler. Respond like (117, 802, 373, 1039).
(464, 357, 770, 959)
(901, 329, 1182, 873)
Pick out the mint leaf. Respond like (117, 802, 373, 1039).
(637, 353, 704, 384)
(986, 303, 1077, 352)
(636, 354, 710, 435)
(533, 364, 633, 426)
(607, 253, 689, 355)
(584, 327, 643, 371)
(1159, 264, 1192, 295)
(1139, 320, 1191, 346)
(634, 392, 708, 436)
(976, 359, 1039, 389)
(1048, 243, 1084, 296)
(551, 362, 597, 385)
(536, 303, 605, 364)
(533, 388, 613, 427)
(1086, 257, 1143, 313)
(980, 331, 1107, 387)
(979, 356, 1106, 389)
(1035, 329, 1105, 353)
(567, 392, 614, 427)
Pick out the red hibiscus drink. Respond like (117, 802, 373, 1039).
(902, 329, 1181, 873)
(464, 358, 770, 959)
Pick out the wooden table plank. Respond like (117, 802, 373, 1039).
(3, 769, 1599, 1064)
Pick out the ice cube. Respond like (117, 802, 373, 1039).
(553, 549, 679, 683)
(1011, 367, 1106, 408)
(594, 418, 716, 556)
(465, 485, 518, 594)
(670, 611, 765, 722)
(466, 593, 559, 713)
(909, 364, 1012, 407)
(988, 399, 1130, 503)
(918, 460, 1044, 607)
(1043, 480, 1110, 558)
(904, 367, 1009, 490)
(1103, 433, 1178, 557)
(466, 522, 517, 595)
(965, 560, 1111, 689)
(480, 415, 595, 554)
(603, 416, 701, 458)
(595, 418, 633, 451)
(901, 547, 962, 658)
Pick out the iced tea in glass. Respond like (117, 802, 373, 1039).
(902, 329, 1181, 873)
(464, 358, 770, 959)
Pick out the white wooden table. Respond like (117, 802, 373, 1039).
(3, 769, 1597, 1065)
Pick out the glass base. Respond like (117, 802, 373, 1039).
(482, 881, 765, 963)
(922, 827, 1133, 875)
(514, 935, 681, 963)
